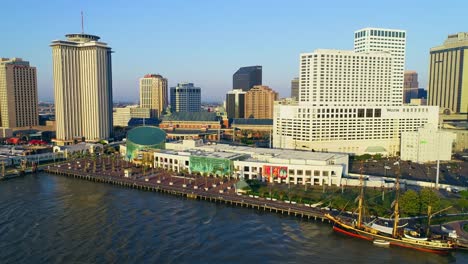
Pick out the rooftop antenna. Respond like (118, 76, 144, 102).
(81, 11, 84, 33)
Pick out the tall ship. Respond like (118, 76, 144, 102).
(325, 165, 454, 254)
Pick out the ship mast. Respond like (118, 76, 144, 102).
(393, 163, 400, 238)
(357, 161, 364, 228)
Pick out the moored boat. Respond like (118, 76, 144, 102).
(325, 164, 455, 254)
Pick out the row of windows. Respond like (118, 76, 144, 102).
(355, 30, 405, 38)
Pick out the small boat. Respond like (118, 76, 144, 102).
(373, 239, 390, 247)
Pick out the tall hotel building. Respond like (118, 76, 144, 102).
(51, 33, 113, 144)
(0, 58, 38, 128)
(245, 85, 278, 119)
(170, 83, 201, 113)
(273, 28, 439, 155)
(428, 32, 468, 114)
(354, 28, 406, 105)
(140, 74, 168, 118)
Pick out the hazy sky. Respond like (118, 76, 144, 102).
(2, 0, 467, 103)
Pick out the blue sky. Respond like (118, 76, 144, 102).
(2, 0, 466, 102)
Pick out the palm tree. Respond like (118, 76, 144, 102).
(203, 172, 208, 188)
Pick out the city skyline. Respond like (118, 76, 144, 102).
(1, 0, 467, 102)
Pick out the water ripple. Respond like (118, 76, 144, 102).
(0, 173, 465, 264)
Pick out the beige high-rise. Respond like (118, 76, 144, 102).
(428, 32, 468, 114)
(0, 58, 38, 128)
(51, 33, 113, 144)
(140, 74, 168, 118)
(245, 85, 278, 119)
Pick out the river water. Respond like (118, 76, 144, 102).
(0, 173, 467, 264)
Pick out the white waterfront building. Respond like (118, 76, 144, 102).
(273, 28, 439, 156)
(400, 125, 456, 163)
(151, 140, 349, 187)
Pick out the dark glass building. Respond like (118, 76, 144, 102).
(233, 66, 262, 91)
(226, 89, 246, 119)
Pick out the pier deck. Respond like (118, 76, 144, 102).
(44, 158, 329, 222)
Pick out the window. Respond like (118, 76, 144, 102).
(375, 109, 381, 117)
(358, 109, 365, 118)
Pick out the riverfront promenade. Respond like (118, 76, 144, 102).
(44, 156, 330, 222)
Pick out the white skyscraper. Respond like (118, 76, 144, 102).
(51, 33, 113, 144)
(297, 49, 393, 106)
(354, 28, 406, 105)
(274, 28, 438, 156)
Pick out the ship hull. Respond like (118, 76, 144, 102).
(332, 222, 453, 254)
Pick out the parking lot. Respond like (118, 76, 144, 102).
(349, 157, 468, 187)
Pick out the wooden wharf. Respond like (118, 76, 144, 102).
(44, 159, 330, 223)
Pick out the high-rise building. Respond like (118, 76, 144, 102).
(404, 70, 421, 104)
(140, 74, 168, 118)
(170, 83, 201, 113)
(245, 85, 278, 119)
(51, 33, 113, 144)
(404, 70, 419, 88)
(274, 29, 439, 156)
(354, 28, 406, 105)
(291, 77, 299, 100)
(0, 58, 38, 128)
(233, 66, 262, 91)
(226, 89, 246, 119)
(428, 32, 468, 114)
(297, 49, 394, 106)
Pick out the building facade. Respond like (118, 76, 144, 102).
(403, 70, 421, 104)
(291, 77, 299, 100)
(113, 106, 151, 127)
(170, 83, 201, 113)
(274, 29, 438, 156)
(160, 112, 221, 141)
(0, 58, 38, 128)
(354, 28, 406, 106)
(233, 66, 262, 91)
(401, 125, 456, 163)
(140, 74, 168, 118)
(245, 85, 278, 119)
(274, 100, 438, 155)
(51, 33, 113, 144)
(428, 32, 468, 114)
(158, 140, 349, 187)
(226, 89, 246, 119)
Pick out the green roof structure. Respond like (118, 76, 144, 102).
(126, 126, 166, 159)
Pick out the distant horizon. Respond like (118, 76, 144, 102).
(2, 0, 466, 103)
